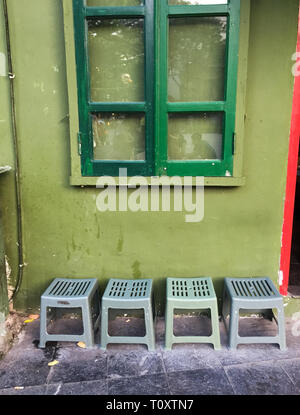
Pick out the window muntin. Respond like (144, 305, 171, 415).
(169, 0, 228, 5)
(87, 0, 143, 6)
(73, 0, 240, 177)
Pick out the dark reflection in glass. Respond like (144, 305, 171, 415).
(168, 17, 227, 102)
(169, 0, 227, 4)
(87, 0, 142, 6)
(168, 112, 223, 160)
(92, 113, 145, 160)
(88, 19, 144, 102)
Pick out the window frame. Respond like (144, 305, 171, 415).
(63, 0, 250, 186)
(74, 0, 155, 177)
(156, 0, 240, 178)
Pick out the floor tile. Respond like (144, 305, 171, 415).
(216, 343, 281, 366)
(0, 357, 50, 389)
(108, 373, 170, 395)
(167, 368, 234, 395)
(47, 380, 108, 395)
(277, 358, 300, 390)
(108, 350, 164, 378)
(0, 384, 47, 395)
(225, 361, 298, 395)
(162, 346, 222, 373)
(47, 349, 107, 384)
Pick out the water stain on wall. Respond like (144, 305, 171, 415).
(132, 260, 142, 279)
(117, 231, 124, 254)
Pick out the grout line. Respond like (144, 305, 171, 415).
(45, 344, 60, 385)
(54, 382, 62, 395)
(281, 365, 296, 387)
(223, 358, 277, 369)
(159, 351, 172, 395)
(222, 356, 300, 369)
(277, 360, 298, 388)
(46, 379, 109, 395)
(277, 356, 300, 363)
(223, 366, 238, 395)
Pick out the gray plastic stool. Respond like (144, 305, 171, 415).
(222, 277, 286, 350)
(165, 277, 221, 350)
(100, 279, 155, 351)
(39, 278, 100, 348)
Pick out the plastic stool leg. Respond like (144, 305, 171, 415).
(165, 302, 174, 350)
(82, 300, 94, 348)
(39, 300, 48, 348)
(144, 303, 155, 351)
(277, 305, 287, 351)
(222, 287, 230, 333)
(229, 304, 239, 350)
(210, 301, 221, 350)
(100, 304, 109, 350)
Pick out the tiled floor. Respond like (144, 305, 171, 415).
(0, 315, 300, 395)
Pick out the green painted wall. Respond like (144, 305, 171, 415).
(0, 0, 298, 314)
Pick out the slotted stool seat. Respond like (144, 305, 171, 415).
(221, 277, 286, 350)
(39, 278, 100, 348)
(165, 277, 221, 350)
(100, 279, 155, 351)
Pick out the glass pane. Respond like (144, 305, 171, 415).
(92, 113, 145, 160)
(168, 112, 223, 160)
(168, 17, 227, 102)
(88, 19, 144, 102)
(86, 0, 143, 6)
(169, 0, 227, 4)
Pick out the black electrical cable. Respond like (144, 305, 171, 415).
(2, 0, 24, 302)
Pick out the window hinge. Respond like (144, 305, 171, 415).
(77, 132, 82, 156)
(232, 132, 236, 155)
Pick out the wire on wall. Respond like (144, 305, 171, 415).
(2, 0, 25, 303)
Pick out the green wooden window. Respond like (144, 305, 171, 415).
(73, 0, 240, 177)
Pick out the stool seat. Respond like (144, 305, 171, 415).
(39, 278, 100, 348)
(222, 277, 286, 350)
(167, 277, 216, 301)
(100, 279, 155, 350)
(165, 277, 221, 350)
(224, 277, 282, 303)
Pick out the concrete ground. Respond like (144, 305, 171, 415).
(0, 313, 300, 396)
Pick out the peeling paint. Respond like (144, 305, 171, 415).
(278, 270, 284, 286)
(0, 312, 6, 336)
(33, 81, 45, 93)
(0, 52, 6, 77)
(5, 256, 14, 311)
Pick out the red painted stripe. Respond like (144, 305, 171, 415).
(280, 3, 300, 296)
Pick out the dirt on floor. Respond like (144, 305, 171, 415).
(0, 312, 28, 360)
